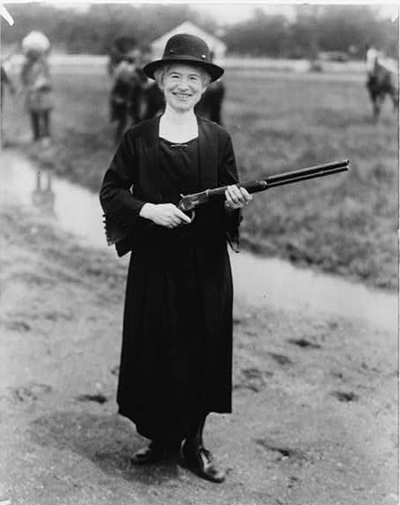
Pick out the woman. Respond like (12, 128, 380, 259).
(100, 33, 252, 483)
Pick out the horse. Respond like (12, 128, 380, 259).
(366, 57, 399, 122)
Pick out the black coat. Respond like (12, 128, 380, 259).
(100, 116, 241, 441)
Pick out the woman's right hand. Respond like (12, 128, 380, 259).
(139, 203, 192, 228)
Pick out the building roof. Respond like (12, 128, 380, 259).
(150, 21, 226, 59)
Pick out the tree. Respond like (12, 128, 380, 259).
(224, 9, 289, 56)
(1, 3, 397, 58)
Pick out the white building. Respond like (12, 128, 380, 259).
(150, 21, 227, 62)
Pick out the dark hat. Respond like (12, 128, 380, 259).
(143, 33, 224, 82)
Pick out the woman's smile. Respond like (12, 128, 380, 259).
(162, 64, 206, 112)
(174, 92, 191, 99)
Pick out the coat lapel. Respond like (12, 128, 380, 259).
(198, 118, 218, 190)
(140, 117, 162, 203)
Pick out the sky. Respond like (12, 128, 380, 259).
(2, 1, 399, 26)
(193, 4, 298, 24)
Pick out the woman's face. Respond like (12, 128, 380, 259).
(161, 63, 207, 113)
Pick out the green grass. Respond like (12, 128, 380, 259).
(2, 67, 398, 290)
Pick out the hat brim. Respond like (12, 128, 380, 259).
(143, 57, 224, 82)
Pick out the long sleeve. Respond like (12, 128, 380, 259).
(100, 131, 146, 230)
(218, 132, 242, 252)
(100, 130, 153, 255)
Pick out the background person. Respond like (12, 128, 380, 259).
(194, 51, 225, 125)
(136, 44, 165, 121)
(20, 31, 53, 145)
(100, 33, 252, 484)
(109, 48, 142, 144)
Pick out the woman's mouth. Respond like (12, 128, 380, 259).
(174, 93, 191, 100)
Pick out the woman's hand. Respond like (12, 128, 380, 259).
(140, 203, 192, 228)
(224, 185, 253, 210)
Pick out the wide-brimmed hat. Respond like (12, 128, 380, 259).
(143, 33, 224, 82)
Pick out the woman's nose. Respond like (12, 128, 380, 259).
(177, 77, 189, 88)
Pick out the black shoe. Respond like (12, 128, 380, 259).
(131, 441, 181, 465)
(182, 440, 226, 483)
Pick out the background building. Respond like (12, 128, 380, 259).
(150, 21, 226, 61)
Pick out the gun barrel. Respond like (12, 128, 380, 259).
(181, 159, 349, 207)
(265, 159, 349, 187)
(266, 164, 349, 189)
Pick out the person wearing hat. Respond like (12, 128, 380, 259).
(100, 33, 252, 483)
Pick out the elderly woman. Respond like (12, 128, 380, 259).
(100, 33, 252, 483)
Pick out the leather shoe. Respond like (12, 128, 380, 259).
(182, 440, 225, 483)
(131, 441, 181, 465)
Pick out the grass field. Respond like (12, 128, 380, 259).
(2, 66, 398, 290)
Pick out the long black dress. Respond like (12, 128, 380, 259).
(100, 117, 241, 444)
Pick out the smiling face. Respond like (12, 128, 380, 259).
(160, 63, 208, 113)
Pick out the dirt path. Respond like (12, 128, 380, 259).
(0, 151, 398, 505)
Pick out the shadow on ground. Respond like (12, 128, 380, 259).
(29, 411, 181, 486)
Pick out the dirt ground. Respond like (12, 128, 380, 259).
(0, 150, 398, 505)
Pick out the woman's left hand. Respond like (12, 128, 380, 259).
(224, 185, 253, 210)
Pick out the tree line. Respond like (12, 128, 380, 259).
(1, 3, 398, 59)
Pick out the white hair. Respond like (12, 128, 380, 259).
(154, 63, 211, 88)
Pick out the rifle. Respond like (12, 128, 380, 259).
(178, 159, 349, 212)
(103, 159, 349, 248)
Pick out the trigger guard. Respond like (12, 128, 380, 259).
(179, 209, 195, 227)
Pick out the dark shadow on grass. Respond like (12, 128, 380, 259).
(29, 411, 180, 485)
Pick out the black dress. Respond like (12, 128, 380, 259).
(156, 138, 205, 439)
(117, 137, 232, 442)
(100, 118, 240, 445)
